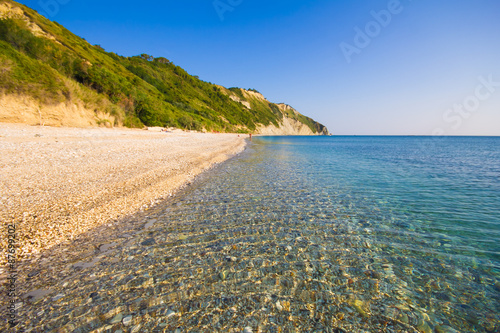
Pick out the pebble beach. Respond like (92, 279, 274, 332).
(0, 123, 245, 270)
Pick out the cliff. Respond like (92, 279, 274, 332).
(257, 103, 330, 135)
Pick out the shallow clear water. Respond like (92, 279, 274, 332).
(165, 135, 500, 332)
(13, 136, 500, 332)
(250, 136, 500, 267)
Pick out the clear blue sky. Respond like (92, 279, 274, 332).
(17, 0, 500, 135)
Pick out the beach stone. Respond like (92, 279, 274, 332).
(130, 324, 142, 333)
(52, 294, 64, 301)
(417, 321, 432, 333)
(352, 299, 368, 318)
(398, 313, 409, 324)
(141, 238, 155, 246)
(99, 242, 117, 252)
(276, 301, 283, 311)
(143, 219, 157, 229)
(28, 270, 40, 278)
(434, 292, 451, 301)
(23, 289, 53, 302)
(122, 315, 133, 326)
(243, 327, 253, 333)
(110, 313, 122, 324)
(435, 326, 459, 333)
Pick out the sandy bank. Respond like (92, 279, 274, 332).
(0, 123, 246, 262)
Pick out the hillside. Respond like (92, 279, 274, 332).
(0, 0, 329, 134)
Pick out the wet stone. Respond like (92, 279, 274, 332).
(122, 315, 133, 326)
(110, 313, 123, 324)
(417, 321, 433, 333)
(27, 270, 41, 278)
(141, 238, 156, 246)
(435, 326, 460, 333)
(130, 324, 142, 333)
(166, 309, 176, 318)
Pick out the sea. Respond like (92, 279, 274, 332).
(160, 135, 499, 332)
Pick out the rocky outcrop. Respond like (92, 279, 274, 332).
(256, 116, 318, 135)
(228, 95, 251, 109)
(224, 88, 330, 136)
(0, 1, 59, 42)
(280, 103, 329, 135)
(257, 102, 329, 136)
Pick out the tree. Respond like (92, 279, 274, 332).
(140, 54, 153, 61)
(154, 57, 170, 64)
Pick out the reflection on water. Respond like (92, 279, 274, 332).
(11, 136, 500, 332)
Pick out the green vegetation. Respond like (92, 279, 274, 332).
(0, 0, 328, 133)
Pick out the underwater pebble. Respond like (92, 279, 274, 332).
(122, 315, 133, 326)
(110, 313, 123, 324)
(417, 321, 432, 333)
(130, 324, 142, 333)
(435, 326, 460, 333)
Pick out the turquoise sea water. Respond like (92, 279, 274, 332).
(165, 135, 499, 332)
(250, 136, 500, 268)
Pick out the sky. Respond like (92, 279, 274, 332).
(16, 0, 500, 135)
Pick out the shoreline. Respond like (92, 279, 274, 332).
(0, 123, 247, 265)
